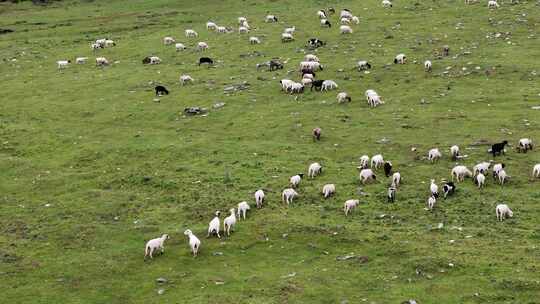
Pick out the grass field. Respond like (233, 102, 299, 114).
(1, 0, 540, 303)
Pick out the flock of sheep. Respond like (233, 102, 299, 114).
(52, 0, 534, 259)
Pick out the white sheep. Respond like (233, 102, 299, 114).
(75, 57, 87, 64)
(299, 61, 322, 71)
(357, 60, 371, 71)
(289, 82, 304, 94)
(427, 196, 436, 210)
(344, 199, 359, 216)
(249, 36, 261, 44)
(280, 79, 294, 91)
(320, 19, 331, 27)
(265, 15, 278, 23)
(216, 26, 228, 33)
(237, 201, 250, 220)
(95, 38, 107, 47)
(57, 60, 71, 69)
(301, 78, 313, 86)
(207, 211, 221, 238)
(430, 179, 438, 197)
(254, 189, 265, 208)
(428, 148, 442, 162)
(185, 29, 198, 38)
(351, 16, 360, 24)
(359, 168, 377, 184)
(382, 0, 393, 8)
(282, 188, 298, 205)
(183, 229, 201, 257)
(308, 162, 322, 178)
(394, 53, 406, 64)
(371, 154, 384, 169)
(95, 57, 109, 66)
(473, 162, 491, 176)
(322, 80, 338, 91)
(149, 56, 161, 64)
(223, 208, 236, 236)
(304, 54, 320, 62)
(337, 92, 351, 103)
(359, 155, 370, 169)
(163, 36, 175, 45)
(197, 42, 209, 51)
(475, 173, 486, 188)
(496, 204, 513, 221)
(392, 172, 401, 187)
(488, 0, 499, 9)
(424, 60, 432, 72)
(340, 10, 353, 19)
(498, 169, 509, 185)
(290, 174, 303, 187)
(241, 21, 251, 29)
(340, 25, 353, 34)
(206, 21, 217, 31)
(322, 184, 336, 198)
(517, 138, 533, 153)
(451, 165, 473, 182)
(367, 94, 384, 108)
(450, 145, 460, 160)
(180, 74, 194, 85)
(239, 26, 250, 34)
(533, 164, 540, 178)
(144, 234, 169, 259)
(493, 163, 504, 176)
(175, 43, 186, 52)
(281, 32, 294, 42)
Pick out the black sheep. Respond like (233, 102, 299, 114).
(269, 60, 283, 71)
(311, 80, 325, 91)
(384, 161, 393, 177)
(142, 56, 151, 64)
(198, 57, 213, 66)
(155, 86, 169, 96)
(491, 140, 508, 157)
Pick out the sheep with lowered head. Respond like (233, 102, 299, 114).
(337, 92, 351, 103)
(144, 234, 169, 260)
(322, 184, 336, 198)
(282, 188, 299, 205)
(496, 204, 513, 221)
(254, 189, 265, 208)
(428, 148, 442, 162)
(308, 162, 322, 178)
(344, 199, 359, 216)
(533, 164, 540, 178)
(451, 165, 473, 182)
(359, 168, 377, 184)
(371, 154, 384, 169)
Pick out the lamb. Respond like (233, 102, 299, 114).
(340, 25, 353, 34)
(197, 42, 209, 51)
(180, 74, 194, 85)
(155, 85, 169, 96)
(517, 138, 533, 153)
(382, 0, 393, 8)
(532, 164, 540, 178)
(428, 148, 442, 162)
(95, 57, 109, 66)
(430, 179, 439, 198)
(163, 36, 175, 45)
(255, 189, 265, 208)
(392, 172, 401, 187)
(321, 80, 338, 91)
(313, 127, 322, 141)
(144, 234, 169, 260)
(207, 211, 221, 238)
(383, 161, 393, 177)
(357, 61, 372, 71)
(475, 173, 486, 188)
(223, 208, 236, 236)
(488, 0, 500, 9)
(492, 163, 505, 180)
(198, 57, 214, 66)
(322, 184, 336, 198)
(387, 186, 396, 203)
(284, 26, 295, 34)
(320, 19, 332, 28)
(359, 155, 370, 169)
(498, 169, 509, 186)
(282, 188, 299, 205)
(305, 54, 320, 62)
(249, 36, 261, 44)
(75, 57, 87, 64)
(496, 204, 513, 221)
(281, 33, 294, 42)
(239, 26, 250, 34)
(183, 230, 201, 257)
(359, 168, 377, 184)
(394, 53, 406, 64)
(308, 162, 322, 178)
(337, 92, 351, 103)
(351, 16, 360, 24)
(427, 196, 436, 210)
(185, 29, 198, 38)
(290, 174, 304, 188)
(237, 201, 250, 220)
(265, 15, 278, 23)
(442, 182, 456, 198)
(450, 145, 460, 161)
(206, 21, 217, 31)
(344, 199, 359, 216)
(424, 60, 432, 72)
(490, 140, 508, 157)
(371, 154, 384, 169)
(57, 60, 71, 69)
(451, 165, 473, 182)
(175, 43, 186, 51)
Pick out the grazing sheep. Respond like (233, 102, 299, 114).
(424, 60, 432, 72)
(344, 199, 360, 216)
(428, 148, 442, 162)
(359, 168, 377, 184)
(155, 85, 169, 96)
(322, 184, 336, 198)
(185, 29, 198, 38)
(223, 208, 236, 236)
(75, 57, 87, 64)
(237, 201, 250, 220)
(163, 36, 175, 45)
(392, 172, 401, 187)
(451, 165, 473, 182)
(450, 145, 460, 161)
(308, 162, 322, 178)
(144, 234, 169, 260)
(337, 92, 351, 103)
(282, 188, 299, 205)
(351, 16, 360, 24)
(488, 0, 499, 9)
(281, 33, 294, 42)
(475, 173, 486, 188)
(320, 19, 332, 28)
(532, 164, 540, 178)
(183, 230, 201, 257)
(313, 127, 322, 141)
(300, 61, 323, 71)
(207, 211, 221, 238)
(254, 189, 265, 208)
(290, 174, 304, 188)
(517, 138, 533, 153)
(284, 26, 295, 34)
(442, 182, 456, 198)
(206, 21, 217, 31)
(430, 179, 439, 198)
(387, 186, 396, 203)
(265, 15, 278, 22)
(474, 162, 491, 176)
(427, 195, 436, 210)
(357, 60, 372, 71)
(498, 169, 509, 185)
(491, 140, 508, 157)
(289, 82, 304, 94)
(340, 25, 353, 34)
(175, 43, 186, 51)
(280, 79, 295, 92)
(180, 74, 194, 85)
(496, 204, 513, 221)
(95, 57, 109, 66)
(371, 154, 384, 169)
(322, 80, 338, 91)
(394, 53, 406, 64)
(57, 60, 71, 69)
(249, 36, 261, 44)
(197, 42, 209, 51)
(359, 155, 370, 169)
(383, 161, 393, 177)
(382, 0, 393, 7)
(239, 26, 250, 34)
(198, 57, 214, 66)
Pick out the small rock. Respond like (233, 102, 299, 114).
(213, 252, 223, 256)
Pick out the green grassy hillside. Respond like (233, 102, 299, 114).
(1, 0, 540, 303)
